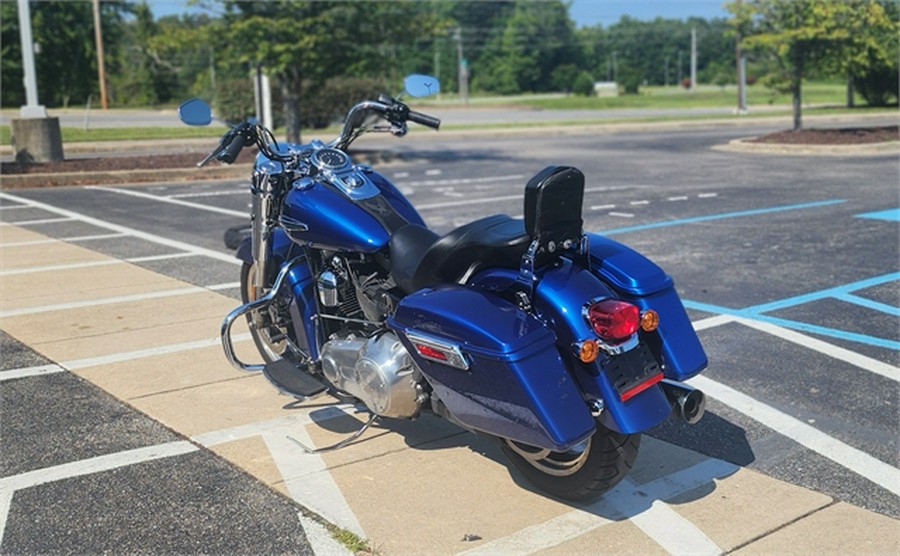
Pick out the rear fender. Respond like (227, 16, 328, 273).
(470, 262, 673, 434)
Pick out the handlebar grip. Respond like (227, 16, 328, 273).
(407, 110, 441, 130)
(217, 133, 245, 164)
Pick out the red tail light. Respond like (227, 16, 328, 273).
(586, 299, 640, 342)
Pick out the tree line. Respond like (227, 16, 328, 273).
(2, 0, 897, 135)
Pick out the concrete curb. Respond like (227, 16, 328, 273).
(0, 149, 399, 190)
(713, 137, 900, 156)
(0, 164, 253, 189)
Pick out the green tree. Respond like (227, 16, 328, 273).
(476, 0, 579, 94)
(222, 0, 443, 142)
(1, 0, 127, 108)
(729, 0, 897, 129)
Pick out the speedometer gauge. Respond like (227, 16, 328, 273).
(311, 148, 350, 170)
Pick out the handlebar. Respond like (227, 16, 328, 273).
(198, 94, 442, 166)
(407, 109, 441, 130)
(217, 132, 247, 164)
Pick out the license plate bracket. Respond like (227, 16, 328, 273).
(604, 342, 662, 401)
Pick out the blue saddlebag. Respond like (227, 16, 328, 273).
(387, 286, 596, 452)
(587, 233, 707, 380)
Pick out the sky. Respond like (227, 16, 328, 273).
(151, 0, 730, 27)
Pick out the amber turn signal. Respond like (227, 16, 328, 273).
(640, 309, 660, 332)
(574, 339, 600, 363)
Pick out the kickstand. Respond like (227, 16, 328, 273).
(287, 413, 377, 454)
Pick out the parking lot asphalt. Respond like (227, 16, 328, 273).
(1, 119, 898, 554)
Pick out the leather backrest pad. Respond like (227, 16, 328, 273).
(524, 165, 585, 247)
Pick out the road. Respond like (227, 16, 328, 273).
(1, 102, 795, 130)
(1, 121, 898, 553)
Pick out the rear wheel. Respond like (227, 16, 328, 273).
(501, 424, 640, 501)
(240, 261, 289, 363)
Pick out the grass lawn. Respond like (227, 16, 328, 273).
(494, 81, 852, 110)
(0, 124, 227, 145)
(2, 81, 893, 145)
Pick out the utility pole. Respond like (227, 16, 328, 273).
(735, 0, 747, 113)
(612, 51, 618, 83)
(92, 0, 108, 110)
(454, 27, 468, 104)
(677, 50, 683, 86)
(690, 27, 697, 92)
(16, 0, 45, 117)
(664, 55, 670, 87)
(13, 0, 63, 162)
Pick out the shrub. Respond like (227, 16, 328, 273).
(854, 66, 899, 107)
(214, 78, 254, 125)
(617, 64, 642, 95)
(572, 72, 595, 96)
(300, 77, 387, 129)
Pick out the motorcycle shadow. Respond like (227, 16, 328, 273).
(296, 400, 748, 515)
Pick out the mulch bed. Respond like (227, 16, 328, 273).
(1, 148, 258, 175)
(748, 125, 898, 145)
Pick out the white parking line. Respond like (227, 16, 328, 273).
(0, 286, 205, 318)
(425, 169, 442, 176)
(458, 458, 736, 555)
(0, 252, 202, 276)
(668, 196, 689, 201)
(0, 205, 29, 210)
(63, 334, 251, 370)
(415, 186, 633, 210)
(0, 192, 241, 266)
(590, 204, 616, 211)
(698, 193, 718, 198)
(402, 174, 525, 188)
(0, 492, 11, 547)
(690, 374, 900, 497)
(0, 217, 75, 227)
(86, 186, 248, 218)
(0, 441, 198, 493)
(608, 212, 635, 218)
(192, 406, 365, 538)
(0, 364, 66, 382)
(167, 189, 245, 199)
(734, 317, 899, 382)
(630, 200, 650, 206)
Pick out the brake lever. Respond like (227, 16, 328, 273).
(197, 145, 225, 168)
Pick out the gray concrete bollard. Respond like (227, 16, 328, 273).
(11, 117, 64, 163)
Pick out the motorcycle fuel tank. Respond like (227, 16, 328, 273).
(281, 170, 424, 253)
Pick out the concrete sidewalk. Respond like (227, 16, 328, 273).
(1, 221, 897, 554)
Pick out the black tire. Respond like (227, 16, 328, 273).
(240, 261, 288, 363)
(501, 424, 640, 501)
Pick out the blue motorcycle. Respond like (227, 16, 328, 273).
(179, 75, 707, 501)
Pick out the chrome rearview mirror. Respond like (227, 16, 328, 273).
(404, 74, 440, 98)
(178, 98, 213, 126)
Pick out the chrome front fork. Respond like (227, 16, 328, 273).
(251, 171, 279, 296)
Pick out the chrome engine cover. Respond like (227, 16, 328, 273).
(320, 332, 423, 418)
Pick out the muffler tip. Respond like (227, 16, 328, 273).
(661, 379, 706, 425)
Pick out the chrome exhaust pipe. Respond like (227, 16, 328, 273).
(660, 379, 706, 424)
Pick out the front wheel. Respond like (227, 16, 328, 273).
(501, 424, 640, 501)
(240, 261, 289, 363)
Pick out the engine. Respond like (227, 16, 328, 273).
(320, 332, 426, 418)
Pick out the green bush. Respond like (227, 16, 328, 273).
(301, 77, 386, 129)
(572, 72, 595, 96)
(214, 78, 254, 125)
(617, 64, 642, 95)
(854, 66, 899, 107)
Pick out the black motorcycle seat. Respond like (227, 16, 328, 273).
(390, 215, 531, 294)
